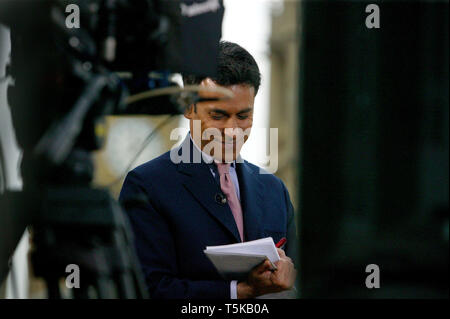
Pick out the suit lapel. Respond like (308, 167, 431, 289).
(177, 135, 242, 243)
(236, 159, 265, 242)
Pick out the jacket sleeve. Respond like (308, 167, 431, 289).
(119, 170, 231, 299)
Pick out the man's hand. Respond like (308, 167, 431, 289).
(237, 248, 297, 299)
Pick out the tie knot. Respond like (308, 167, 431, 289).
(215, 162, 231, 176)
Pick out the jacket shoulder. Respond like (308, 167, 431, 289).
(130, 150, 175, 180)
(243, 160, 287, 191)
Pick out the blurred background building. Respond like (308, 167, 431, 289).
(268, 0, 300, 208)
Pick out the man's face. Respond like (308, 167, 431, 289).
(184, 78, 255, 162)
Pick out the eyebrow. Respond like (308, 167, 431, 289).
(237, 107, 253, 114)
(209, 107, 253, 115)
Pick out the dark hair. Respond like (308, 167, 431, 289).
(183, 41, 261, 96)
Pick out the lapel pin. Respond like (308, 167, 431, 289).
(215, 193, 227, 205)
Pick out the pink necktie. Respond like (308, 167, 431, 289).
(215, 163, 245, 242)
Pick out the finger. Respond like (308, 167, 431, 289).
(277, 248, 286, 258)
(274, 258, 293, 276)
(255, 259, 272, 273)
(262, 259, 273, 271)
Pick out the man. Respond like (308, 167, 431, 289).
(119, 41, 297, 299)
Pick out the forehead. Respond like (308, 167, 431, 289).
(198, 79, 255, 112)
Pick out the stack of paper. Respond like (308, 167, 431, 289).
(204, 237, 280, 281)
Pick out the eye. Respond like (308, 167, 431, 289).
(237, 114, 249, 120)
(211, 112, 225, 120)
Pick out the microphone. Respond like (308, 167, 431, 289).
(215, 193, 227, 205)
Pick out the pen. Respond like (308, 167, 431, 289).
(275, 237, 287, 249)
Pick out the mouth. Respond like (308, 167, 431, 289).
(221, 141, 235, 148)
(213, 138, 234, 144)
(213, 139, 235, 151)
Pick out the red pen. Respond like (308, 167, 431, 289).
(275, 237, 287, 249)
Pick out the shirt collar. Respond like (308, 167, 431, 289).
(189, 133, 236, 168)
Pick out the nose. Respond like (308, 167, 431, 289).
(224, 116, 238, 130)
(221, 117, 240, 143)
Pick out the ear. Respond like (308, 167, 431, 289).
(184, 104, 194, 119)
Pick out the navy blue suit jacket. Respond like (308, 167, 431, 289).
(119, 135, 298, 299)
